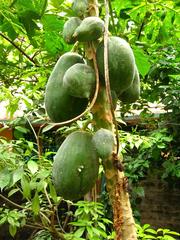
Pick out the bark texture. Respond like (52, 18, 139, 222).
(92, 87, 137, 240)
(88, 0, 137, 239)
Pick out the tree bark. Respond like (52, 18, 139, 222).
(87, 1, 137, 239)
(92, 87, 137, 240)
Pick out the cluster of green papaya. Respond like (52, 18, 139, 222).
(45, 0, 141, 201)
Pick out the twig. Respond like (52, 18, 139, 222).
(56, 207, 66, 233)
(24, 223, 43, 229)
(0, 193, 25, 209)
(104, 0, 119, 154)
(137, 21, 145, 40)
(44, 185, 53, 208)
(0, 32, 39, 66)
(26, 117, 44, 159)
(26, 117, 38, 141)
(40, 211, 51, 225)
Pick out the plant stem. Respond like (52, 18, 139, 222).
(104, 0, 119, 154)
(0, 33, 39, 66)
(89, 0, 137, 238)
(0, 193, 25, 209)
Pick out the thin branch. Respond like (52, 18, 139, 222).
(104, 0, 119, 154)
(56, 206, 66, 233)
(137, 21, 145, 40)
(26, 117, 44, 159)
(0, 32, 39, 66)
(26, 117, 38, 141)
(44, 185, 53, 208)
(40, 211, 51, 225)
(24, 223, 43, 229)
(0, 193, 25, 209)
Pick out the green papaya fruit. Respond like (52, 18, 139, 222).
(119, 66, 140, 104)
(62, 17, 82, 44)
(72, 0, 88, 17)
(92, 128, 115, 159)
(73, 16, 104, 42)
(45, 53, 88, 123)
(96, 36, 136, 95)
(63, 63, 96, 99)
(52, 131, 99, 200)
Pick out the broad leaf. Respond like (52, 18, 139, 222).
(133, 47, 151, 77)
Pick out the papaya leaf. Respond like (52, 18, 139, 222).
(133, 47, 151, 77)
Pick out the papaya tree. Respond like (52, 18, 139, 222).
(45, 0, 138, 239)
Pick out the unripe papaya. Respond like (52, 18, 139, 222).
(63, 63, 96, 99)
(96, 36, 136, 95)
(52, 131, 99, 200)
(62, 17, 81, 44)
(92, 128, 115, 159)
(72, 0, 88, 17)
(45, 53, 88, 122)
(73, 16, 104, 42)
(119, 66, 140, 104)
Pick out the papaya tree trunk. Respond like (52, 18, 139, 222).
(92, 86, 137, 240)
(87, 1, 137, 239)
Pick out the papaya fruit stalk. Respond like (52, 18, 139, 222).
(89, 0, 137, 239)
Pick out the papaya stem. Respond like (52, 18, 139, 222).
(104, 0, 119, 154)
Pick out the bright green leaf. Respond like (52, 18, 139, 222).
(0, 168, 11, 190)
(133, 47, 151, 77)
(27, 160, 38, 174)
(32, 191, 40, 215)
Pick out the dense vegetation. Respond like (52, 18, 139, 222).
(0, 0, 179, 239)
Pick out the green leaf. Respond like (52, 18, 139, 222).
(21, 175, 31, 198)
(7, 216, 15, 225)
(49, 182, 58, 203)
(42, 14, 64, 31)
(27, 160, 38, 174)
(97, 221, 106, 231)
(32, 191, 40, 215)
(74, 227, 85, 238)
(0, 168, 11, 190)
(50, 0, 64, 9)
(86, 226, 94, 237)
(8, 188, 19, 197)
(9, 224, 17, 237)
(11, 167, 24, 186)
(42, 124, 55, 133)
(0, 216, 7, 225)
(14, 126, 29, 133)
(133, 47, 151, 77)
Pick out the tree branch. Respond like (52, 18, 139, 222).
(0, 32, 39, 66)
(0, 193, 25, 209)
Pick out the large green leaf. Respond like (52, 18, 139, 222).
(133, 47, 151, 77)
(0, 168, 11, 190)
